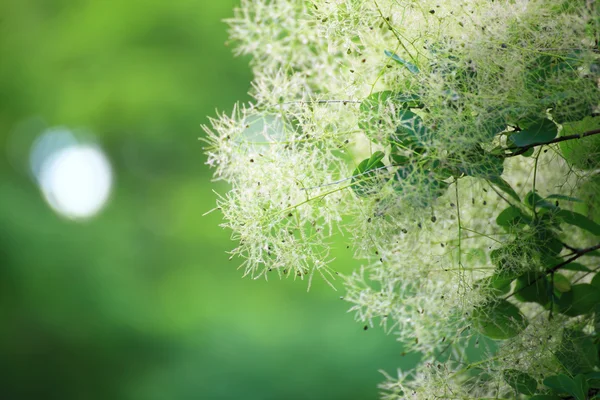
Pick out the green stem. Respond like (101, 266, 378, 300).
(532, 150, 540, 219)
(454, 179, 466, 300)
(373, 0, 420, 65)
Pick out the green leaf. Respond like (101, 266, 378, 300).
(502, 369, 537, 395)
(392, 168, 448, 207)
(389, 152, 410, 165)
(384, 50, 419, 74)
(393, 109, 429, 150)
(361, 151, 385, 170)
(514, 272, 550, 305)
(594, 303, 600, 334)
(511, 118, 558, 147)
(556, 284, 600, 317)
(527, 55, 567, 88)
(525, 190, 556, 210)
(521, 147, 535, 157)
(552, 273, 571, 293)
(560, 262, 590, 272)
(472, 299, 528, 340)
(490, 276, 514, 296)
(358, 91, 397, 143)
(429, 159, 453, 180)
(496, 205, 532, 228)
(524, 190, 542, 208)
(543, 374, 587, 400)
(394, 93, 424, 109)
(358, 92, 424, 143)
(574, 375, 590, 400)
(559, 116, 600, 169)
(484, 115, 508, 138)
(351, 151, 387, 197)
(592, 273, 600, 288)
(528, 396, 562, 400)
(477, 274, 514, 297)
(555, 209, 600, 235)
(545, 194, 583, 203)
(589, 250, 600, 257)
(452, 144, 504, 178)
(586, 371, 600, 389)
(486, 175, 521, 203)
(532, 224, 563, 256)
(543, 237, 564, 257)
(555, 328, 599, 375)
(506, 136, 534, 156)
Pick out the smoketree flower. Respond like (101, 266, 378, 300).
(206, 0, 600, 398)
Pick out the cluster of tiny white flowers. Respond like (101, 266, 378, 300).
(206, 0, 599, 397)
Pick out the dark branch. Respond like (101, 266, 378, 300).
(505, 128, 600, 157)
(546, 243, 600, 274)
(504, 242, 600, 300)
(560, 241, 580, 253)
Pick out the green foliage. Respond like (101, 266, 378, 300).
(384, 50, 419, 74)
(586, 371, 600, 389)
(496, 206, 532, 228)
(552, 273, 571, 293)
(543, 374, 588, 400)
(513, 272, 550, 305)
(453, 144, 504, 178)
(393, 109, 429, 151)
(575, 175, 600, 224)
(561, 262, 591, 272)
(527, 51, 598, 124)
(502, 369, 537, 395)
(472, 299, 527, 340)
(555, 209, 600, 236)
(545, 194, 583, 203)
(525, 190, 554, 210)
(478, 274, 513, 296)
(559, 117, 600, 169)
(358, 91, 398, 143)
(510, 118, 558, 147)
(555, 329, 598, 375)
(487, 176, 521, 203)
(592, 273, 600, 288)
(490, 240, 533, 278)
(346, 62, 600, 395)
(556, 284, 600, 317)
(351, 151, 386, 196)
(208, 0, 600, 399)
(359, 91, 425, 145)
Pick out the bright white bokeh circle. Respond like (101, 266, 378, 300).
(30, 129, 113, 220)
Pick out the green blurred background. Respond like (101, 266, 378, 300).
(0, 1, 414, 399)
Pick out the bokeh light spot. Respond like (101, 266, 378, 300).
(30, 129, 113, 220)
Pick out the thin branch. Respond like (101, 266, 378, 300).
(373, 0, 420, 64)
(281, 99, 362, 106)
(504, 242, 600, 300)
(560, 241, 580, 252)
(505, 128, 600, 157)
(486, 183, 513, 206)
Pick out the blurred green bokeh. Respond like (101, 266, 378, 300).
(0, 1, 413, 399)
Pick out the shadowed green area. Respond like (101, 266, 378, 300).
(0, 1, 414, 399)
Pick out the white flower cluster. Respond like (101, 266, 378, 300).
(205, 0, 599, 398)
